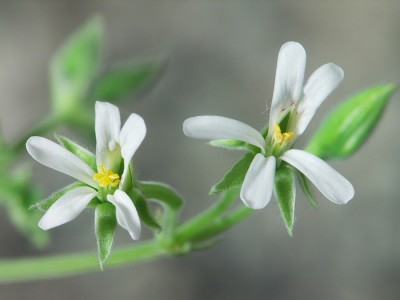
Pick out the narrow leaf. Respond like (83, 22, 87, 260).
(89, 60, 164, 104)
(139, 181, 183, 210)
(274, 162, 296, 235)
(51, 16, 103, 113)
(95, 202, 117, 268)
(211, 153, 255, 195)
(55, 134, 97, 171)
(306, 83, 396, 159)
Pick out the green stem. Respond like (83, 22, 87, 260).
(0, 190, 254, 283)
(0, 240, 161, 284)
(174, 189, 238, 243)
(185, 206, 253, 242)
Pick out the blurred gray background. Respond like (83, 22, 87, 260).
(1, 1, 400, 299)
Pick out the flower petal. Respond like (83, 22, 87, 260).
(270, 42, 306, 127)
(107, 190, 141, 240)
(119, 113, 146, 187)
(183, 116, 265, 152)
(240, 154, 276, 209)
(95, 101, 121, 170)
(38, 186, 97, 230)
(26, 136, 97, 187)
(280, 149, 354, 204)
(296, 63, 344, 135)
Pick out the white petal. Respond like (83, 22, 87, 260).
(107, 190, 141, 240)
(95, 101, 121, 169)
(38, 186, 97, 230)
(280, 149, 354, 204)
(240, 154, 276, 209)
(26, 137, 97, 187)
(296, 63, 344, 134)
(270, 42, 306, 127)
(183, 116, 265, 153)
(119, 113, 146, 187)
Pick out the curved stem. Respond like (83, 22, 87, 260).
(174, 189, 238, 243)
(184, 206, 253, 243)
(0, 240, 161, 284)
(0, 189, 254, 283)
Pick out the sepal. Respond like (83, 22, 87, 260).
(209, 139, 248, 151)
(55, 134, 97, 171)
(274, 162, 296, 235)
(95, 202, 117, 268)
(30, 181, 87, 212)
(128, 190, 161, 232)
(297, 172, 317, 208)
(210, 153, 255, 195)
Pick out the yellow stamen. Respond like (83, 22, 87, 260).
(273, 124, 295, 145)
(93, 165, 121, 188)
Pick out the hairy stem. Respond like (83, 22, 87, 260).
(0, 240, 161, 284)
(174, 189, 238, 243)
(0, 189, 253, 283)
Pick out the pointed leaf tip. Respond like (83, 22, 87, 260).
(306, 83, 397, 159)
(95, 202, 117, 267)
(274, 162, 296, 235)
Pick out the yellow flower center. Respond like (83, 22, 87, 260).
(93, 165, 121, 188)
(273, 124, 295, 145)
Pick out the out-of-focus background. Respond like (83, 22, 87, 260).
(1, 1, 400, 299)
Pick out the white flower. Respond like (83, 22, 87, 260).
(26, 101, 145, 239)
(183, 42, 354, 209)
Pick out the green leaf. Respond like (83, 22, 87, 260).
(139, 181, 183, 210)
(55, 134, 97, 171)
(274, 162, 295, 236)
(95, 202, 117, 268)
(30, 182, 86, 212)
(129, 190, 161, 232)
(297, 172, 317, 208)
(306, 83, 396, 159)
(0, 166, 49, 248)
(88, 60, 164, 104)
(50, 16, 103, 114)
(210, 153, 255, 195)
(6, 189, 49, 248)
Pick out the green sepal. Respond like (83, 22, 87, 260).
(50, 16, 103, 114)
(297, 172, 317, 209)
(209, 140, 260, 154)
(210, 153, 255, 195)
(129, 190, 161, 232)
(139, 181, 183, 210)
(209, 139, 248, 151)
(30, 181, 86, 212)
(95, 202, 117, 268)
(274, 162, 295, 236)
(55, 134, 97, 171)
(88, 59, 164, 104)
(306, 83, 396, 159)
